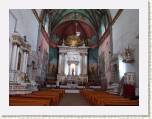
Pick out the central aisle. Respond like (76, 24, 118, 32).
(59, 93, 90, 106)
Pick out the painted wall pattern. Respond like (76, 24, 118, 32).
(98, 34, 112, 88)
(37, 31, 49, 81)
(47, 35, 59, 79)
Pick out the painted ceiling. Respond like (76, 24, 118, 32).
(38, 9, 112, 64)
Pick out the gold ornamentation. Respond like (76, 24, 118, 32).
(64, 35, 83, 46)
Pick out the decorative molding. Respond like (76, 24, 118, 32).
(12, 33, 31, 53)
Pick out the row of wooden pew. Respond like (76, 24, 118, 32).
(80, 89, 139, 106)
(9, 89, 65, 106)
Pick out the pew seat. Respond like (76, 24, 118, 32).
(80, 89, 139, 106)
(10, 97, 51, 106)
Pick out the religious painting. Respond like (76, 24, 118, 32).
(48, 47, 58, 79)
(88, 47, 98, 81)
(48, 63, 57, 75)
(47, 34, 59, 78)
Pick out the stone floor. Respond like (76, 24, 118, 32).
(59, 93, 90, 106)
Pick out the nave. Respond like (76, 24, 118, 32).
(9, 9, 139, 106)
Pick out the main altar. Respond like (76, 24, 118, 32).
(56, 36, 88, 88)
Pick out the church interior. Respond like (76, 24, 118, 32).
(9, 9, 139, 106)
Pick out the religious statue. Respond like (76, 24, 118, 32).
(72, 68, 74, 76)
(121, 45, 135, 63)
(23, 73, 30, 83)
(124, 47, 131, 58)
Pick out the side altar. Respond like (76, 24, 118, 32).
(56, 44, 88, 87)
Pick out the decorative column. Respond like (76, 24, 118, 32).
(15, 45, 20, 70)
(81, 53, 86, 75)
(24, 52, 29, 73)
(58, 53, 62, 74)
(9, 38, 13, 67)
(11, 43, 18, 71)
(83, 54, 85, 74)
(22, 52, 25, 73)
(22, 51, 26, 73)
(80, 53, 84, 75)
(61, 53, 65, 74)
(84, 53, 88, 75)
(68, 63, 70, 75)
(75, 62, 78, 76)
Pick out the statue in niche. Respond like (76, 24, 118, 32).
(121, 45, 135, 62)
(52, 64, 55, 73)
(72, 68, 74, 76)
(91, 65, 96, 74)
(23, 73, 30, 83)
(124, 48, 132, 59)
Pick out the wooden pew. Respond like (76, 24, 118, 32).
(10, 97, 51, 106)
(80, 89, 139, 106)
(28, 91, 61, 105)
(38, 89, 64, 98)
(9, 89, 65, 106)
(22, 94, 59, 105)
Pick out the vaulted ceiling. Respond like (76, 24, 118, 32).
(37, 9, 113, 48)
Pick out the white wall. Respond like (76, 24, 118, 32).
(9, 9, 39, 51)
(112, 9, 139, 87)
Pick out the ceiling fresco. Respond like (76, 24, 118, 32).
(40, 9, 111, 47)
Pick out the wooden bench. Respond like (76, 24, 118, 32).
(9, 89, 65, 106)
(80, 89, 139, 106)
(10, 97, 51, 106)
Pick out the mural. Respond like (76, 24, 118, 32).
(88, 35, 98, 63)
(88, 63, 98, 81)
(88, 47, 98, 81)
(48, 47, 58, 76)
(48, 63, 57, 75)
(36, 31, 49, 83)
(98, 34, 112, 88)
(98, 51, 107, 90)
(88, 47, 98, 63)
(47, 34, 59, 79)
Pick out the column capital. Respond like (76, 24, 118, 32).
(12, 40, 21, 46)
